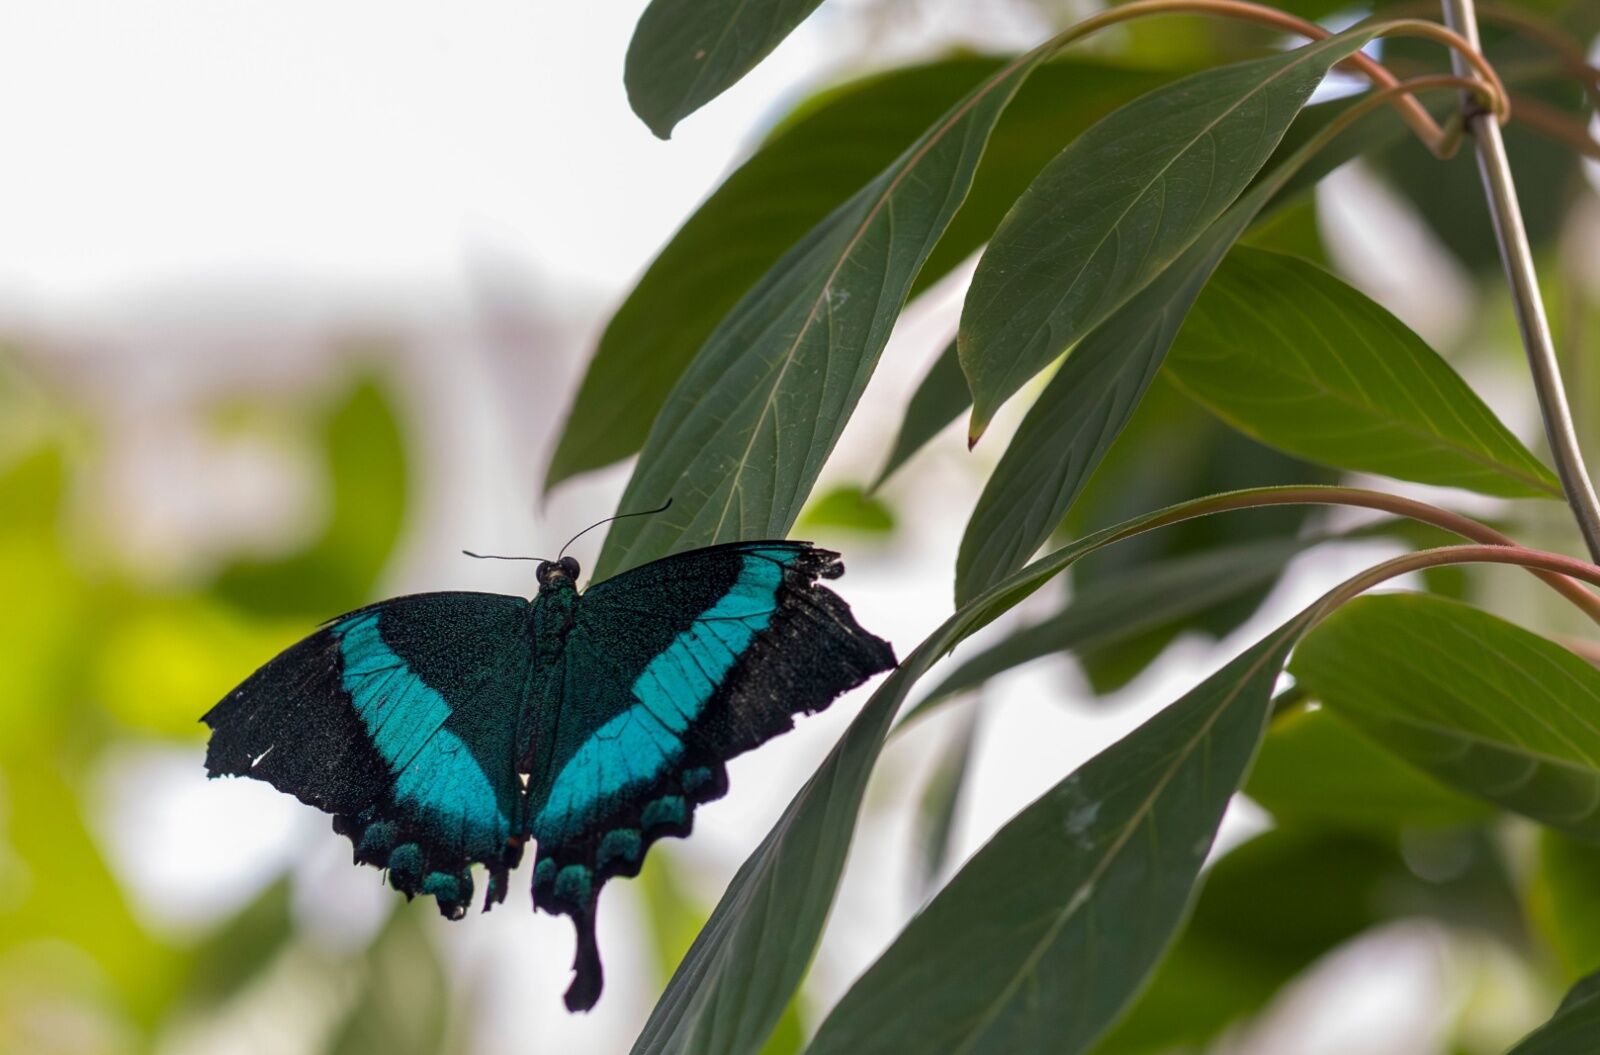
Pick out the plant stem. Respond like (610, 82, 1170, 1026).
(1440, 0, 1600, 563)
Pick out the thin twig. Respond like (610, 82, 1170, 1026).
(1439, 0, 1600, 563)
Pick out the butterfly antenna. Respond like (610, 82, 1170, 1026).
(462, 550, 554, 562)
(558, 498, 673, 561)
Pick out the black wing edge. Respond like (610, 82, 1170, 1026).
(538, 545, 896, 1011)
(200, 591, 531, 921)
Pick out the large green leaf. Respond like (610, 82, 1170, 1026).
(805, 622, 1302, 1055)
(327, 908, 448, 1055)
(625, 0, 827, 140)
(1503, 971, 1600, 1055)
(630, 487, 1342, 1055)
(917, 533, 1324, 713)
(596, 43, 1158, 579)
(958, 32, 1375, 439)
(1244, 704, 1493, 831)
(951, 94, 1355, 603)
(1165, 247, 1559, 497)
(1292, 593, 1600, 840)
(548, 58, 1169, 493)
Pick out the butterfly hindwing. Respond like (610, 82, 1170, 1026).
(204, 591, 533, 917)
(526, 542, 896, 1010)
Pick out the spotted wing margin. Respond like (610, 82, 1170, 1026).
(203, 590, 534, 918)
(530, 541, 896, 1010)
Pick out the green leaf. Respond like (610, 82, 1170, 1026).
(1503, 970, 1600, 1055)
(1245, 704, 1494, 831)
(630, 486, 1331, 1055)
(951, 93, 1353, 604)
(1165, 247, 1559, 497)
(625, 0, 827, 140)
(918, 533, 1323, 713)
(183, 879, 294, 1010)
(597, 42, 1124, 580)
(870, 339, 969, 491)
(1530, 831, 1600, 981)
(912, 703, 980, 897)
(1292, 593, 1600, 840)
(214, 376, 408, 616)
(959, 31, 1375, 440)
(806, 623, 1301, 1055)
(328, 908, 449, 1055)
(796, 485, 895, 536)
(1061, 378, 1336, 694)
(548, 58, 1169, 493)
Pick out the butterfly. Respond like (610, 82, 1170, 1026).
(202, 536, 895, 1011)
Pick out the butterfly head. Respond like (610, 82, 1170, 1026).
(536, 556, 581, 588)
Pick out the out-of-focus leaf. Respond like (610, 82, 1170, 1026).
(806, 623, 1301, 1055)
(182, 878, 294, 1010)
(1246, 704, 1493, 831)
(597, 40, 1142, 580)
(1503, 970, 1600, 1055)
(959, 32, 1375, 440)
(625, 0, 827, 140)
(94, 599, 299, 739)
(919, 533, 1324, 712)
(1166, 247, 1559, 498)
(548, 58, 1170, 493)
(0, 755, 177, 1024)
(214, 377, 406, 617)
(1530, 831, 1600, 980)
(1292, 593, 1600, 839)
(327, 907, 448, 1055)
(1092, 825, 1521, 1055)
(870, 340, 968, 492)
(911, 702, 979, 898)
(796, 485, 895, 536)
(0, 448, 87, 748)
(628, 485, 1342, 1055)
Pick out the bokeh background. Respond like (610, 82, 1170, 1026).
(2, 0, 1598, 1052)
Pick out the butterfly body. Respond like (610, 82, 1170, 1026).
(204, 542, 894, 1010)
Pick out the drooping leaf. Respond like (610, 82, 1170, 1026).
(959, 31, 1376, 440)
(1503, 970, 1600, 1055)
(1245, 703, 1493, 832)
(951, 91, 1359, 603)
(1292, 593, 1600, 840)
(596, 41, 1162, 579)
(182, 878, 294, 1011)
(548, 58, 1170, 493)
(806, 622, 1303, 1055)
(870, 339, 969, 492)
(625, 0, 828, 140)
(214, 377, 407, 617)
(917, 533, 1325, 713)
(630, 486, 1344, 1055)
(1165, 247, 1559, 497)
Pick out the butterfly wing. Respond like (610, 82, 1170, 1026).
(527, 542, 896, 1010)
(203, 591, 533, 917)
